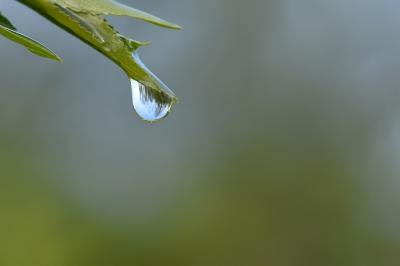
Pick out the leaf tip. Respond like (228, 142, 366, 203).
(167, 23, 182, 30)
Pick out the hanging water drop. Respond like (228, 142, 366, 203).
(130, 79, 176, 123)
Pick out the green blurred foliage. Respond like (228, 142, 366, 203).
(1, 133, 400, 265)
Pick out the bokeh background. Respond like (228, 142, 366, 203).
(1, 0, 400, 265)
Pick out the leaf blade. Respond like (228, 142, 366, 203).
(0, 25, 62, 62)
(49, 0, 182, 29)
(17, 0, 177, 100)
(0, 12, 17, 30)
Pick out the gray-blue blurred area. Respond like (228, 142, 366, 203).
(1, 0, 400, 265)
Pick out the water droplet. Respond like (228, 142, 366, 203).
(130, 79, 175, 123)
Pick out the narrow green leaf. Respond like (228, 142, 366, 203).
(0, 24, 62, 62)
(48, 0, 182, 29)
(18, 0, 177, 100)
(0, 12, 17, 30)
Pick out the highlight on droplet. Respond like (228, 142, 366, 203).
(130, 79, 176, 123)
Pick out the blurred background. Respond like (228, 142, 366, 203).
(1, 0, 400, 265)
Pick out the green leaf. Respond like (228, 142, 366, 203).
(48, 0, 181, 29)
(0, 13, 62, 62)
(18, 0, 178, 101)
(0, 12, 17, 30)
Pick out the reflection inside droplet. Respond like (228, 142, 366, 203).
(130, 79, 175, 123)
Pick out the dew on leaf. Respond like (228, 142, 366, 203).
(130, 79, 175, 123)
